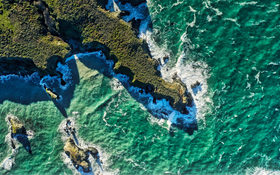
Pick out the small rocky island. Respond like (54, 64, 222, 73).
(1, 115, 34, 171)
(64, 138, 99, 173)
(61, 118, 102, 174)
(44, 84, 60, 99)
(7, 115, 32, 154)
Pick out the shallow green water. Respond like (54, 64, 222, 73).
(1, 0, 280, 174)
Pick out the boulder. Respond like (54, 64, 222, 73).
(64, 138, 91, 173)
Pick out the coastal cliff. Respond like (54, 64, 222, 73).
(0, 0, 192, 113)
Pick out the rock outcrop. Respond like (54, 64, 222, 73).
(0, 0, 193, 115)
(64, 138, 92, 173)
(44, 85, 60, 99)
(61, 118, 102, 174)
(7, 116, 32, 154)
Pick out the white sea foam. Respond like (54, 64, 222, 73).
(180, 31, 195, 50)
(161, 54, 212, 123)
(203, 0, 223, 16)
(110, 77, 125, 91)
(104, 0, 212, 128)
(188, 7, 197, 28)
(268, 62, 280, 66)
(238, 1, 258, 6)
(224, 18, 241, 27)
(102, 96, 127, 134)
(139, 28, 212, 125)
(139, 31, 170, 64)
(255, 71, 261, 84)
(102, 111, 111, 127)
(124, 158, 147, 171)
(171, 0, 184, 7)
(147, 116, 170, 130)
(246, 167, 280, 175)
(105, 0, 151, 36)
(1, 155, 15, 171)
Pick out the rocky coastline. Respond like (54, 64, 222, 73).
(0, 0, 194, 123)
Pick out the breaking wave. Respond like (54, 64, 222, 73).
(105, 0, 213, 127)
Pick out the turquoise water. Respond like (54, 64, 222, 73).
(1, 0, 280, 174)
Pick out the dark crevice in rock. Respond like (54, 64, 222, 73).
(0, 57, 40, 76)
(119, 0, 146, 6)
(33, 0, 59, 36)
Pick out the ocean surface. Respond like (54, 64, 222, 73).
(1, 0, 280, 174)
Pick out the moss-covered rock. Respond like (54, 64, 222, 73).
(0, 0, 70, 71)
(46, 0, 192, 112)
(0, 0, 192, 113)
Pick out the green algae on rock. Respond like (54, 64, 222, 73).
(0, 1, 70, 70)
(0, 0, 192, 113)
